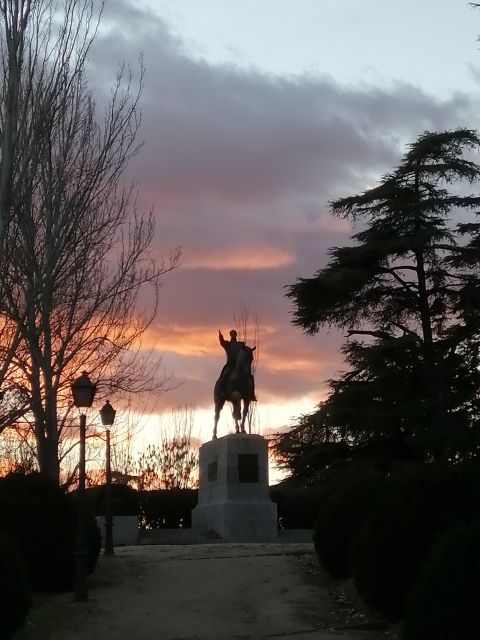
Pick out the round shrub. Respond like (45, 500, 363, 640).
(86, 509, 102, 572)
(86, 483, 140, 516)
(139, 488, 198, 529)
(402, 523, 480, 640)
(0, 532, 32, 638)
(64, 490, 102, 577)
(0, 472, 101, 590)
(313, 467, 384, 578)
(270, 484, 331, 529)
(351, 463, 480, 620)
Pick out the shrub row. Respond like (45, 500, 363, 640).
(313, 466, 383, 578)
(86, 483, 141, 517)
(270, 484, 330, 529)
(402, 522, 480, 640)
(84, 484, 329, 530)
(312, 462, 480, 637)
(139, 488, 198, 528)
(0, 532, 32, 638)
(0, 472, 102, 637)
(0, 472, 101, 591)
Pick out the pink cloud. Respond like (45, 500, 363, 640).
(83, 2, 480, 430)
(183, 246, 294, 270)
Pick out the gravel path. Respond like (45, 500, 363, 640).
(17, 543, 381, 640)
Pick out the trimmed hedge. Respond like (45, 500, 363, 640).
(270, 484, 331, 529)
(134, 484, 330, 530)
(0, 532, 32, 638)
(0, 472, 101, 591)
(313, 467, 385, 578)
(140, 488, 198, 528)
(82, 480, 351, 531)
(86, 483, 140, 516)
(351, 463, 480, 620)
(402, 522, 480, 640)
(136, 483, 333, 530)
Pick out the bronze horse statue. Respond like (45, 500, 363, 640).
(213, 344, 256, 439)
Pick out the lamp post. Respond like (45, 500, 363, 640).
(71, 371, 96, 602)
(99, 400, 116, 556)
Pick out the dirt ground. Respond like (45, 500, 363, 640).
(15, 543, 393, 640)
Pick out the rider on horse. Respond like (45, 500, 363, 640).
(217, 329, 257, 401)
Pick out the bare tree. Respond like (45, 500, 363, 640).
(135, 407, 199, 490)
(0, 0, 33, 259)
(0, 0, 180, 482)
(0, 0, 43, 400)
(0, 422, 37, 474)
(75, 407, 143, 489)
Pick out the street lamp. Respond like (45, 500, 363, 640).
(71, 371, 96, 602)
(99, 400, 116, 556)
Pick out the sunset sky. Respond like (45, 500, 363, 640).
(87, 1, 480, 448)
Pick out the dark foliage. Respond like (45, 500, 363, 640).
(67, 491, 102, 575)
(138, 485, 328, 531)
(270, 410, 354, 485)
(351, 463, 480, 620)
(0, 472, 100, 590)
(0, 532, 32, 638)
(139, 488, 198, 529)
(86, 483, 140, 516)
(402, 522, 480, 640)
(281, 129, 480, 478)
(313, 466, 385, 578)
(270, 484, 330, 529)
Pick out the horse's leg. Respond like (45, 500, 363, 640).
(230, 392, 241, 433)
(213, 397, 225, 440)
(240, 378, 254, 434)
(231, 402, 240, 433)
(240, 400, 250, 434)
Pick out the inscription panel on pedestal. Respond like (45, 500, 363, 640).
(238, 453, 259, 482)
(208, 461, 218, 482)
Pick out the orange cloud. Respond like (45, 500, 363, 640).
(182, 246, 294, 271)
(143, 324, 224, 356)
(261, 353, 321, 374)
(141, 322, 333, 378)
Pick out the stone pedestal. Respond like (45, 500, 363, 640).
(192, 433, 277, 541)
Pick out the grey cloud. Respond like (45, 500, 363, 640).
(92, 4, 477, 213)
(87, 2, 480, 416)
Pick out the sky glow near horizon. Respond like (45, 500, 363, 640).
(86, 0, 480, 463)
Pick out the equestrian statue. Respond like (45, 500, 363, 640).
(213, 329, 257, 439)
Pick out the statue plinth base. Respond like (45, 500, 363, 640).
(191, 433, 277, 541)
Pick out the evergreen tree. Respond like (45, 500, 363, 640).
(279, 129, 480, 476)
